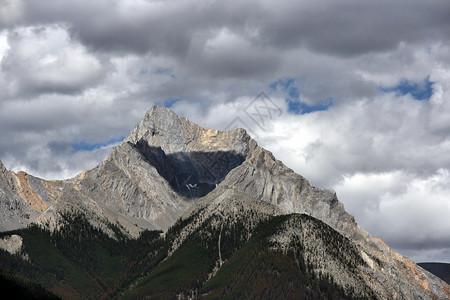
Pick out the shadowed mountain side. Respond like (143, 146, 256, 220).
(419, 263, 450, 284)
(0, 271, 60, 300)
(130, 140, 245, 198)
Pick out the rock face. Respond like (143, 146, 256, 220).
(0, 234, 23, 255)
(0, 106, 448, 299)
(0, 160, 63, 231)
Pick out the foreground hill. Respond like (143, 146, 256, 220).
(0, 106, 449, 299)
(0, 211, 372, 299)
(419, 263, 450, 285)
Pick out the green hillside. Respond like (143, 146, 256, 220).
(0, 212, 375, 299)
(122, 214, 374, 299)
(0, 212, 168, 299)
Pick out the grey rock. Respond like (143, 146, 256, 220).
(0, 234, 23, 255)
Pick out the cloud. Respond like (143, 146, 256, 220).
(1, 26, 105, 98)
(256, 1, 450, 56)
(0, 0, 450, 263)
(0, 94, 151, 179)
(334, 170, 450, 263)
(0, 0, 24, 27)
(0, 30, 8, 60)
(186, 28, 281, 79)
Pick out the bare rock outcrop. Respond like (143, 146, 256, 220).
(0, 234, 23, 255)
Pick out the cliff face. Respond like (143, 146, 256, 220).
(0, 106, 448, 299)
(0, 160, 64, 231)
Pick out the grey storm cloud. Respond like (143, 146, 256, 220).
(258, 1, 450, 56)
(3, 0, 447, 57)
(1, 0, 450, 263)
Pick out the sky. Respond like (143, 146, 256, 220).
(1, 0, 450, 263)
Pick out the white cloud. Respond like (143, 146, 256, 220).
(1, 26, 104, 97)
(0, 30, 9, 61)
(333, 170, 450, 262)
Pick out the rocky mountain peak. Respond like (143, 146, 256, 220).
(125, 106, 252, 155)
(120, 106, 252, 198)
(125, 106, 189, 154)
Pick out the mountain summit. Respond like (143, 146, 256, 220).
(0, 106, 449, 299)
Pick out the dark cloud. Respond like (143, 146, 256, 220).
(8, 0, 449, 58)
(257, 1, 450, 56)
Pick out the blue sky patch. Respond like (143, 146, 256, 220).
(72, 136, 126, 152)
(287, 98, 333, 114)
(380, 76, 433, 101)
(270, 78, 299, 100)
(154, 68, 176, 79)
(270, 77, 333, 114)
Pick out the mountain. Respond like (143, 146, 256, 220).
(419, 263, 450, 285)
(0, 106, 449, 299)
(0, 271, 60, 300)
